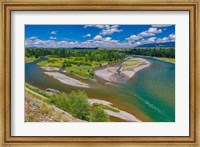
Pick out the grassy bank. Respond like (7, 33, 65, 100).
(25, 83, 111, 122)
(155, 57, 175, 63)
(25, 57, 36, 63)
(37, 56, 108, 78)
(122, 57, 145, 70)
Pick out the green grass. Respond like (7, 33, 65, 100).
(25, 57, 36, 63)
(25, 84, 111, 122)
(156, 57, 175, 63)
(37, 57, 64, 67)
(25, 83, 51, 98)
(92, 103, 120, 113)
(37, 56, 108, 79)
(122, 58, 144, 70)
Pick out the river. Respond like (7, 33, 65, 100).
(25, 57, 175, 122)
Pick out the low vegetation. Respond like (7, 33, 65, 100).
(90, 106, 110, 122)
(47, 91, 110, 122)
(122, 57, 145, 70)
(92, 103, 119, 113)
(25, 83, 51, 98)
(25, 56, 36, 63)
(155, 57, 175, 63)
(25, 90, 73, 122)
(37, 56, 106, 78)
(25, 83, 110, 122)
(125, 48, 175, 58)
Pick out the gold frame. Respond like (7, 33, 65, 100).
(0, 0, 199, 146)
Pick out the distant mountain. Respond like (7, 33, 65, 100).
(137, 42, 175, 48)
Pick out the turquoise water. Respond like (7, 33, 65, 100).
(25, 57, 175, 122)
(119, 57, 175, 122)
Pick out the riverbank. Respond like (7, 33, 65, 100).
(154, 57, 175, 64)
(88, 99, 141, 122)
(25, 89, 82, 122)
(25, 83, 140, 122)
(25, 56, 37, 63)
(44, 72, 89, 88)
(94, 58, 150, 83)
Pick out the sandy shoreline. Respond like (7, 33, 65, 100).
(41, 66, 60, 71)
(122, 58, 151, 78)
(44, 72, 89, 88)
(94, 58, 151, 83)
(88, 98, 141, 122)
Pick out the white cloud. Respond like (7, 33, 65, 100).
(84, 25, 105, 29)
(49, 36, 57, 40)
(93, 35, 103, 40)
(50, 31, 57, 35)
(156, 37, 170, 43)
(29, 36, 37, 40)
(100, 25, 122, 36)
(134, 41, 142, 46)
(104, 37, 111, 41)
(139, 27, 162, 37)
(148, 28, 162, 33)
(148, 37, 157, 42)
(169, 33, 175, 39)
(84, 25, 122, 36)
(83, 34, 91, 37)
(126, 35, 141, 41)
(139, 32, 155, 37)
(151, 25, 173, 28)
(25, 35, 133, 48)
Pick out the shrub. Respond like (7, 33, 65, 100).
(48, 91, 90, 121)
(90, 106, 110, 122)
(68, 91, 90, 121)
(48, 93, 70, 112)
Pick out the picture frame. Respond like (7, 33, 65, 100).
(0, 0, 199, 146)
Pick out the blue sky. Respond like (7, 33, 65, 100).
(25, 25, 175, 48)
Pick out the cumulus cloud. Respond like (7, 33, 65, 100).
(50, 31, 57, 35)
(133, 34, 175, 47)
(139, 32, 155, 37)
(84, 25, 122, 36)
(148, 37, 157, 42)
(84, 25, 105, 29)
(26, 26, 175, 48)
(25, 34, 133, 48)
(126, 35, 141, 41)
(29, 36, 38, 40)
(93, 35, 103, 40)
(83, 34, 91, 37)
(100, 25, 122, 36)
(126, 27, 162, 43)
(169, 34, 175, 39)
(134, 41, 142, 46)
(148, 28, 162, 33)
(151, 25, 173, 28)
(140, 28, 162, 37)
(156, 37, 170, 43)
(50, 36, 57, 40)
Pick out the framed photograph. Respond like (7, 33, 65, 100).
(0, 0, 199, 146)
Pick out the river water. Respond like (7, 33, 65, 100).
(25, 57, 175, 122)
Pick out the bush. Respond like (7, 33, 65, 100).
(90, 106, 110, 122)
(68, 91, 90, 121)
(48, 91, 90, 121)
(48, 93, 71, 112)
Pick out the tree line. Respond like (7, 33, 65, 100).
(25, 48, 125, 62)
(124, 48, 175, 58)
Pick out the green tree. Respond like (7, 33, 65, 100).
(68, 91, 90, 121)
(90, 106, 110, 122)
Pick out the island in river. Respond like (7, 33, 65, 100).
(25, 48, 175, 122)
